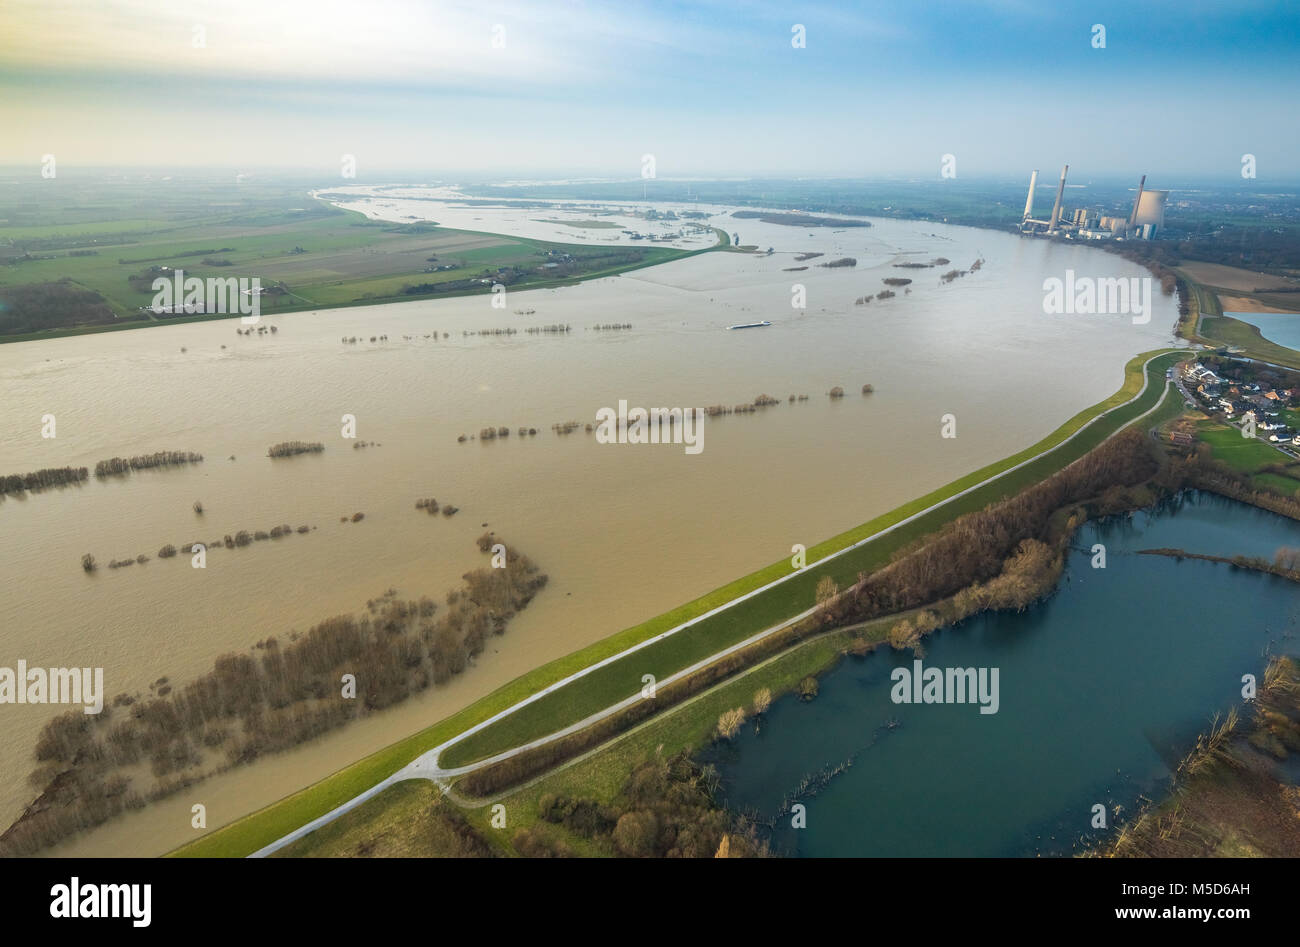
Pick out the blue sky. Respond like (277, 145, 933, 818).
(2, 0, 1297, 178)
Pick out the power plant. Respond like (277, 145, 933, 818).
(1019, 166, 1165, 241)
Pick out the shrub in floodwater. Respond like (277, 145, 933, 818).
(351, 512, 364, 522)
(158, 545, 177, 559)
(81, 554, 96, 572)
(828, 386, 845, 399)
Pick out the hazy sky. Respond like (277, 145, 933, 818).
(3, 0, 1297, 179)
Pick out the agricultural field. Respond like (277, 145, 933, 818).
(1180, 261, 1299, 294)
(0, 172, 688, 339)
(1195, 418, 1300, 495)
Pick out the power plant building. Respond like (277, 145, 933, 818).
(1132, 189, 1168, 231)
(1019, 167, 1165, 241)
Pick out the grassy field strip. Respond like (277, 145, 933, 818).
(173, 347, 1180, 857)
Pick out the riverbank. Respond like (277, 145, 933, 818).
(169, 348, 1181, 857)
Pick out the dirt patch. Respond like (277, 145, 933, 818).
(1218, 294, 1300, 314)
(1184, 261, 1298, 293)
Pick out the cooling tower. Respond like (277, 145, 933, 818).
(1023, 170, 1038, 219)
(1048, 164, 1068, 231)
(1128, 174, 1146, 227)
(1132, 189, 1167, 229)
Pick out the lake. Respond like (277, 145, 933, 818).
(1224, 310, 1300, 353)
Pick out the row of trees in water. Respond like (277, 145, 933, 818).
(460, 391, 866, 440)
(267, 441, 324, 458)
(82, 525, 317, 571)
(3, 541, 549, 856)
(1, 466, 88, 497)
(4, 451, 203, 496)
(93, 451, 203, 478)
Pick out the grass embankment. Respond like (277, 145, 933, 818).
(1145, 380, 1192, 431)
(169, 348, 1179, 858)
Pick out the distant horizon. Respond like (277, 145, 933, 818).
(3, 0, 1297, 179)
(4, 167, 1297, 194)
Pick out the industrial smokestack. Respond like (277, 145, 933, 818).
(1048, 164, 1068, 232)
(1023, 170, 1038, 220)
(1128, 174, 1146, 228)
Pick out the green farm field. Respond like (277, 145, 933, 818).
(0, 173, 694, 339)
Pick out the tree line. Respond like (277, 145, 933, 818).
(267, 441, 324, 458)
(1, 466, 88, 496)
(94, 451, 203, 477)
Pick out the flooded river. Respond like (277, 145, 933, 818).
(0, 197, 1178, 854)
